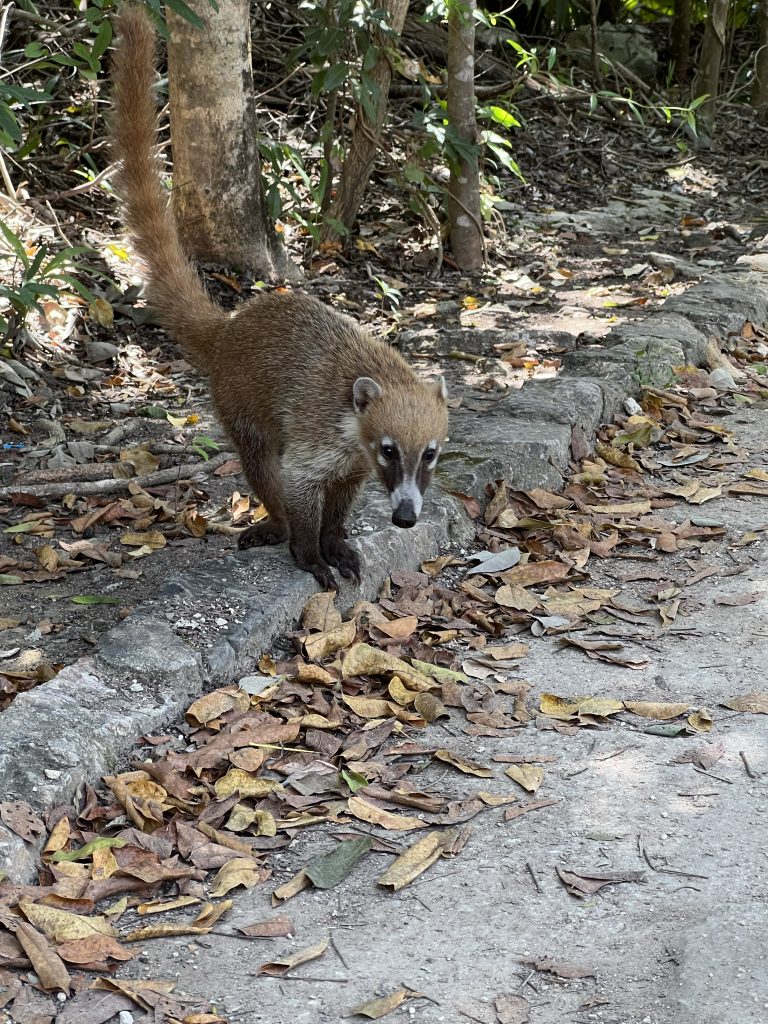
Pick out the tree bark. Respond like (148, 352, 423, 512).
(671, 0, 691, 87)
(691, 0, 730, 131)
(166, 0, 295, 280)
(320, 0, 410, 243)
(752, 0, 768, 109)
(446, 0, 483, 270)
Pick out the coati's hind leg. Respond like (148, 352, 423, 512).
(320, 478, 363, 583)
(233, 435, 289, 550)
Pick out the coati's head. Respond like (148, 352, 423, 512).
(352, 376, 449, 529)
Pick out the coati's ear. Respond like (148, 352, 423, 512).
(434, 375, 448, 401)
(353, 376, 383, 414)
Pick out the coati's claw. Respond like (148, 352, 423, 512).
(310, 563, 339, 592)
(321, 534, 361, 584)
(238, 522, 288, 549)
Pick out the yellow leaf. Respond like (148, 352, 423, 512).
(89, 297, 114, 328)
(186, 687, 249, 727)
(303, 619, 356, 660)
(120, 530, 166, 550)
(687, 708, 713, 733)
(388, 676, 417, 706)
(210, 858, 267, 897)
(272, 870, 311, 904)
(350, 988, 424, 1019)
(214, 769, 283, 800)
(19, 902, 117, 943)
(342, 643, 433, 691)
(346, 796, 424, 831)
(301, 591, 342, 632)
(505, 764, 544, 793)
(378, 832, 458, 891)
(624, 701, 689, 720)
(137, 896, 201, 916)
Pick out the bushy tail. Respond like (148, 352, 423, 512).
(111, 6, 224, 365)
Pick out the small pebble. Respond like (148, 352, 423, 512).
(119, 1012, 134, 1024)
(129, 682, 143, 693)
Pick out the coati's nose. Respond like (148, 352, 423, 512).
(392, 502, 417, 529)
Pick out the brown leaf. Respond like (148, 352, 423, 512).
(15, 921, 71, 992)
(375, 615, 419, 640)
(556, 866, 645, 898)
(714, 592, 762, 607)
(236, 915, 294, 938)
(56, 933, 133, 964)
(672, 741, 724, 770)
(495, 993, 530, 1024)
(256, 937, 329, 976)
(521, 956, 596, 979)
(186, 687, 249, 727)
(434, 749, 493, 777)
(504, 764, 543, 793)
(19, 902, 117, 943)
(0, 801, 46, 843)
(624, 701, 689, 720)
(301, 591, 342, 633)
(504, 799, 559, 822)
(500, 560, 570, 587)
(721, 692, 768, 714)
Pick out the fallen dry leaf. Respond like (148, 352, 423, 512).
(15, 921, 71, 992)
(505, 798, 559, 822)
(350, 987, 424, 1018)
(556, 866, 645, 898)
(209, 858, 269, 897)
(434, 749, 493, 778)
(236, 915, 294, 938)
(495, 992, 529, 1024)
(346, 796, 425, 831)
(505, 764, 544, 794)
(377, 829, 460, 891)
(0, 801, 46, 844)
(720, 692, 768, 714)
(256, 937, 329, 976)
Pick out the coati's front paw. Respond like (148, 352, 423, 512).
(321, 533, 361, 584)
(238, 521, 288, 549)
(290, 542, 338, 592)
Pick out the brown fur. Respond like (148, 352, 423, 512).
(110, 6, 448, 590)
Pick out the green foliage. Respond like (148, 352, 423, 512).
(189, 435, 220, 461)
(0, 220, 96, 339)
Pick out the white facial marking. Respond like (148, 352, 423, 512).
(390, 476, 423, 516)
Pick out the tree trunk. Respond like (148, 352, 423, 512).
(671, 0, 691, 87)
(166, 0, 295, 280)
(691, 0, 730, 131)
(752, 0, 768, 109)
(447, 0, 483, 271)
(320, 0, 410, 244)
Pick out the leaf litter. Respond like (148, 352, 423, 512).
(3, 344, 768, 1018)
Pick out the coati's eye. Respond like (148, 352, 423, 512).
(423, 447, 437, 463)
(380, 443, 395, 461)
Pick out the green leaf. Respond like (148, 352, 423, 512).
(304, 837, 372, 889)
(643, 723, 689, 737)
(0, 574, 23, 585)
(488, 105, 520, 129)
(90, 19, 113, 60)
(4, 520, 42, 534)
(51, 836, 127, 862)
(341, 769, 368, 794)
(71, 595, 120, 605)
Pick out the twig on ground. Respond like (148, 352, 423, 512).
(1, 451, 234, 499)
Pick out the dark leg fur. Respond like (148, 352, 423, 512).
(283, 473, 338, 591)
(232, 432, 289, 551)
(320, 479, 363, 583)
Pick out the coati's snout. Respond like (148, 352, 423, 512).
(392, 502, 417, 528)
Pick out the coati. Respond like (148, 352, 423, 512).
(110, 6, 448, 592)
